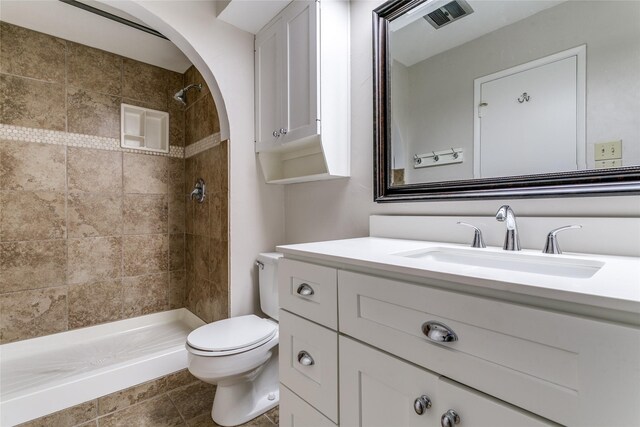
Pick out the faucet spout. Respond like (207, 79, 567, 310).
(495, 205, 521, 251)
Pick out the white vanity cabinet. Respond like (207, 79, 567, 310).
(277, 254, 640, 427)
(254, 0, 350, 184)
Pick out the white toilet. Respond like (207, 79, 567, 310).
(186, 252, 282, 427)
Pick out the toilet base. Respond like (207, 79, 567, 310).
(210, 347, 280, 426)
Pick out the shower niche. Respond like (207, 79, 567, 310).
(121, 104, 169, 153)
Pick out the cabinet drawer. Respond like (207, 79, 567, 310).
(280, 384, 337, 427)
(340, 336, 552, 427)
(338, 270, 640, 426)
(279, 310, 338, 422)
(278, 259, 337, 329)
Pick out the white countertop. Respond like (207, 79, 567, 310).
(277, 237, 640, 314)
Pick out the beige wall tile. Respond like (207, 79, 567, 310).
(67, 87, 121, 138)
(186, 273, 212, 323)
(123, 234, 168, 276)
(0, 22, 66, 83)
(68, 280, 123, 328)
(97, 395, 183, 427)
(0, 191, 66, 241)
(169, 194, 186, 234)
(67, 148, 122, 193)
(122, 59, 169, 110)
(185, 95, 219, 146)
(185, 234, 195, 274)
(17, 400, 97, 427)
(123, 153, 168, 194)
(169, 234, 185, 271)
(0, 286, 67, 343)
(168, 158, 185, 195)
(168, 381, 216, 422)
(193, 198, 209, 237)
(210, 193, 228, 242)
(98, 376, 168, 416)
(123, 273, 169, 317)
(0, 74, 65, 131)
(0, 140, 66, 191)
(183, 66, 210, 108)
(68, 193, 123, 238)
(169, 270, 186, 309)
(210, 279, 228, 323)
(67, 237, 122, 285)
(1, 240, 66, 293)
(169, 103, 186, 147)
(209, 238, 228, 284)
(67, 42, 122, 96)
(123, 194, 168, 235)
(194, 235, 209, 279)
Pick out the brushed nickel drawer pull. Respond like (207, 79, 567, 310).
(297, 350, 315, 366)
(422, 321, 458, 343)
(413, 395, 432, 415)
(296, 283, 315, 296)
(441, 409, 461, 427)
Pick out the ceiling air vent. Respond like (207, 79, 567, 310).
(424, 0, 474, 29)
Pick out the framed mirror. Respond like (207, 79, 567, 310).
(373, 0, 640, 201)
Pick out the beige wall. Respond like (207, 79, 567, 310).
(0, 22, 189, 343)
(282, 0, 640, 246)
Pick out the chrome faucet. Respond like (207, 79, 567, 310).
(495, 205, 520, 251)
(190, 178, 206, 203)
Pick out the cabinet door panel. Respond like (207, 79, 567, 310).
(281, 0, 318, 143)
(340, 336, 441, 427)
(280, 385, 337, 427)
(255, 16, 283, 146)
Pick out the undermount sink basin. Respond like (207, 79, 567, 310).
(395, 247, 604, 279)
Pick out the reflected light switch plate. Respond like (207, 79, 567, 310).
(595, 159, 622, 169)
(594, 140, 622, 160)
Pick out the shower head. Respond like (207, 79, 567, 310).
(173, 83, 202, 106)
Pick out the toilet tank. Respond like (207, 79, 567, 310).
(257, 252, 283, 320)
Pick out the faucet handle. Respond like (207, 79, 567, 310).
(457, 222, 486, 248)
(542, 225, 582, 254)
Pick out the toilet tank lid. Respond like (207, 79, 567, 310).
(187, 315, 276, 352)
(257, 252, 283, 264)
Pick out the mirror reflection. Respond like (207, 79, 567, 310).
(388, 0, 640, 186)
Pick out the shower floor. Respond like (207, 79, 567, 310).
(0, 309, 204, 426)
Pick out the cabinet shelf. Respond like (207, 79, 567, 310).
(121, 104, 169, 153)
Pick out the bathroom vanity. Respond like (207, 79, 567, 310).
(276, 217, 640, 427)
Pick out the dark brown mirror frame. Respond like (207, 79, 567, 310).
(373, 0, 640, 202)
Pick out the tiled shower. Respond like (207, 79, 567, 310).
(0, 21, 238, 425)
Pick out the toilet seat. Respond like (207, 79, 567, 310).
(187, 315, 277, 356)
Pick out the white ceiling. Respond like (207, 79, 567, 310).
(391, 0, 565, 67)
(0, 0, 192, 73)
(216, 0, 292, 34)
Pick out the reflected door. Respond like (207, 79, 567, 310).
(476, 54, 580, 178)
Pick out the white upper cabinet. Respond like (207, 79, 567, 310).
(255, 0, 350, 184)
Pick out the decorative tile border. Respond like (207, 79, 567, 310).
(0, 124, 185, 158)
(185, 133, 222, 158)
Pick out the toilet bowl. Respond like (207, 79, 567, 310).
(186, 252, 282, 427)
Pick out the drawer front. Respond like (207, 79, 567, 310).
(280, 384, 337, 427)
(278, 259, 337, 329)
(338, 270, 640, 426)
(279, 309, 338, 422)
(340, 336, 552, 427)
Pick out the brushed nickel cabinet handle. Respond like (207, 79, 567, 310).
(422, 321, 458, 343)
(297, 350, 314, 366)
(296, 283, 314, 296)
(414, 395, 432, 415)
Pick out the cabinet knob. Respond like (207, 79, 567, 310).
(296, 283, 315, 296)
(413, 395, 432, 415)
(280, 128, 288, 135)
(272, 130, 281, 137)
(441, 409, 461, 427)
(297, 350, 315, 366)
(422, 321, 458, 343)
